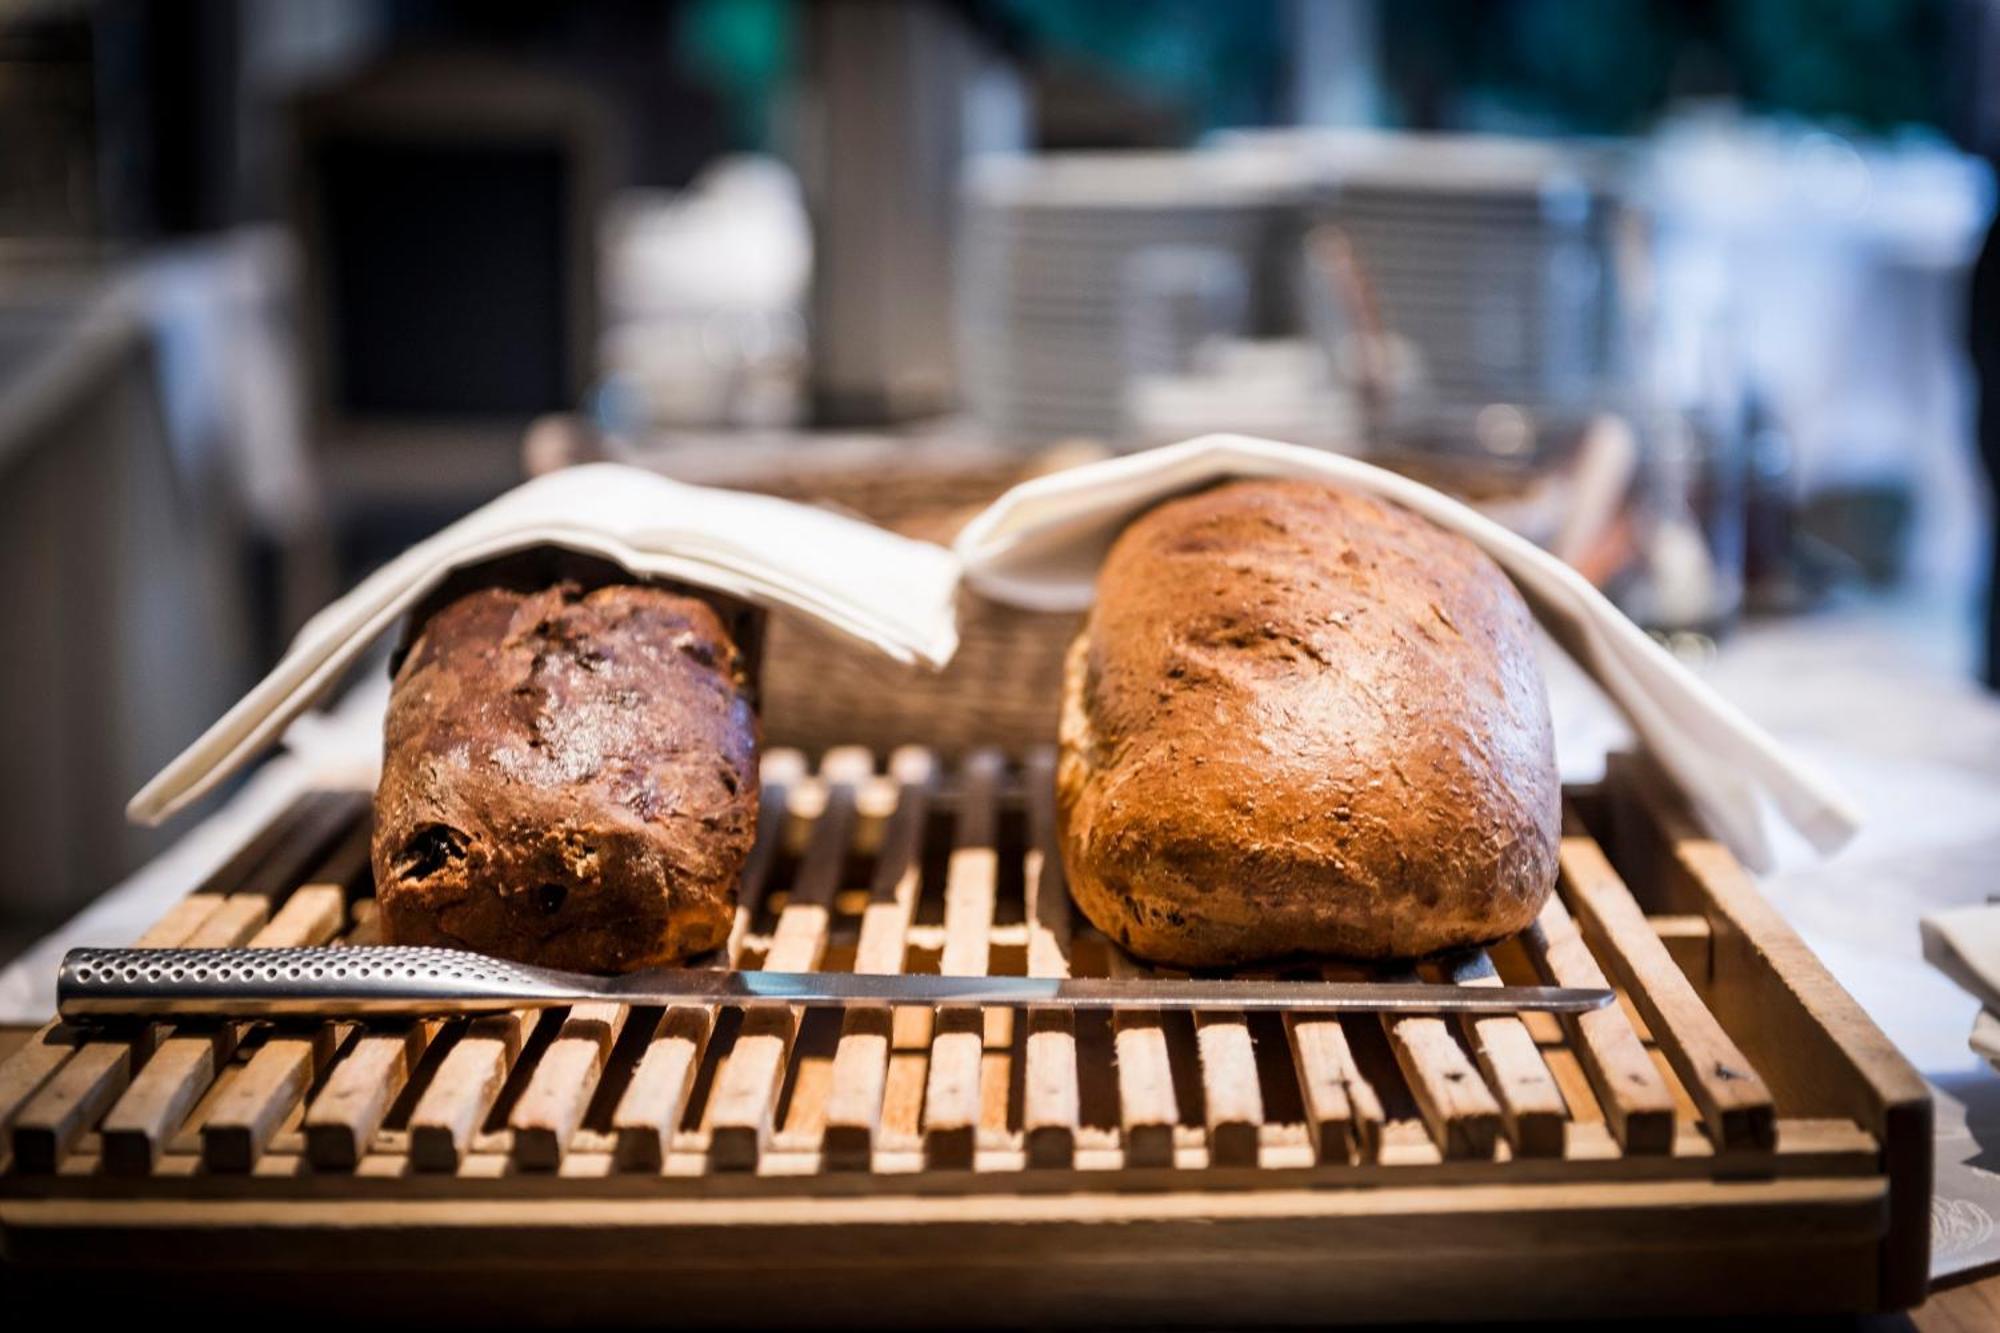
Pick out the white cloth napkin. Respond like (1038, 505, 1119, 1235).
(953, 433, 1860, 872)
(1924, 904, 2000, 1017)
(129, 463, 962, 826)
(1921, 903, 2000, 1070)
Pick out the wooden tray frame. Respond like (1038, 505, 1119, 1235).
(0, 748, 1930, 1324)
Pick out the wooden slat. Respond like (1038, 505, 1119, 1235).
(877, 1011, 933, 1158)
(295, 900, 413, 1174)
(0, 1030, 80, 1165)
(610, 1008, 711, 1172)
(772, 1007, 840, 1155)
(756, 787, 872, 1160)
(0, 792, 351, 1169)
(1104, 943, 1178, 1168)
(253, 883, 350, 950)
(8, 1041, 134, 1174)
(1169, 954, 1264, 1167)
(1559, 815, 1776, 1153)
(303, 1022, 435, 1170)
(26, 889, 241, 1175)
(1020, 748, 1080, 1170)
(922, 751, 1004, 1171)
(160, 849, 360, 1199)
(735, 751, 807, 967)
(1162, 956, 1265, 1166)
(180, 895, 274, 949)
(173, 852, 368, 1176)
(134, 893, 231, 949)
(848, 756, 932, 980)
(509, 1002, 629, 1171)
(703, 1017, 791, 1172)
(821, 748, 937, 1170)
(1284, 1003, 1384, 1164)
(179, 795, 366, 946)
(196, 877, 363, 1174)
(1517, 894, 1677, 1155)
(201, 1024, 346, 1172)
(609, 760, 800, 1172)
(1381, 967, 1501, 1161)
(407, 1011, 527, 1172)
(1444, 951, 1569, 1158)
(343, 899, 384, 947)
(100, 1029, 231, 1177)
(6, 836, 331, 1175)
(707, 751, 863, 1171)
(1192, 1006, 1264, 1167)
(976, 1009, 1015, 1161)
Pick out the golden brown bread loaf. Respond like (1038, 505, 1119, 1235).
(373, 580, 759, 973)
(1057, 478, 1559, 965)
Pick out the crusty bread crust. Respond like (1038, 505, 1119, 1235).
(1058, 478, 1559, 966)
(373, 582, 758, 973)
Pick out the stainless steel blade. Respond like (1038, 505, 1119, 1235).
(57, 946, 1615, 1020)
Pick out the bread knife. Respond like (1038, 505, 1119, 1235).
(57, 946, 1613, 1020)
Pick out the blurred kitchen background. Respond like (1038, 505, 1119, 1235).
(2, 0, 1997, 952)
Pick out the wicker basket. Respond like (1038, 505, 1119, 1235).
(523, 417, 1099, 759)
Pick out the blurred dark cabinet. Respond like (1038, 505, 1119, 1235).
(290, 54, 607, 514)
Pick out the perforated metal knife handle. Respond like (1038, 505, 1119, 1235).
(57, 946, 600, 1019)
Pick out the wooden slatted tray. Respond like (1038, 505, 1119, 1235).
(0, 747, 1930, 1324)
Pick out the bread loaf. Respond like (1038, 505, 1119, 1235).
(1057, 478, 1559, 965)
(372, 580, 759, 973)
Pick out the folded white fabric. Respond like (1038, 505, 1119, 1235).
(1973, 1009, 2000, 1067)
(129, 463, 962, 826)
(953, 433, 1859, 871)
(1924, 904, 2000, 1015)
(133, 434, 1861, 874)
(1925, 905, 2000, 1069)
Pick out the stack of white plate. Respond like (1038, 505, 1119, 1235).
(956, 153, 1298, 442)
(1213, 129, 1632, 420)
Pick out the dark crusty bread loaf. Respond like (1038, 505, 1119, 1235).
(373, 580, 759, 973)
(1057, 478, 1559, 966)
